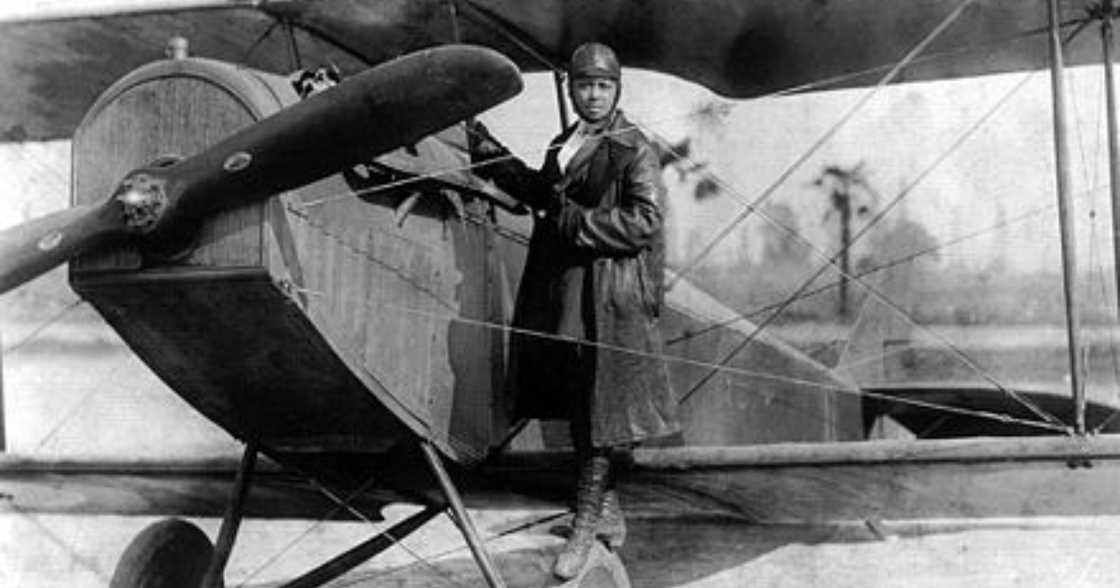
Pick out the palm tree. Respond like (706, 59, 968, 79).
(812, 162, 879, 317)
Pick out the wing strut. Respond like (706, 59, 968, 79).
(202, 440, 259, 587)
(420, 441, 509, 588)
(1046, 0, 1086, 435)
(1102, 3, 1120, 321)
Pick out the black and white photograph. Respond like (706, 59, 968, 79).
(2, 1, 1120, 586)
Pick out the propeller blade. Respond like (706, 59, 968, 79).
(0, 45, 521, 296)
(155, 44, 523, 227)
(0, 203, 124, 294)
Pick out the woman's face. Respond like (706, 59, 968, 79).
(570, 76, 619, 123)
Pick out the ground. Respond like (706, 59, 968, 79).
(3, 506, 1120, 587)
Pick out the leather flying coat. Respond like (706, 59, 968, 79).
(476, 111, 679, 447)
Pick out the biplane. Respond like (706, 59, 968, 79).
(4, 0, 1120, 586)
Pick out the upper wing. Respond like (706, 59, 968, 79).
(0, 0, 1100, 141)
(292, 0, 1097, 94)
(0, 2, 367, 141)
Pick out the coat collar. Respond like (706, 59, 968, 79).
(552, 110, 643, 180)
(551, 110, 642, 154)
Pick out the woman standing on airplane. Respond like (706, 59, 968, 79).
(471, 42, 679, 580)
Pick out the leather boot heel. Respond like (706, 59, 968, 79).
(553, 455, 609, 580)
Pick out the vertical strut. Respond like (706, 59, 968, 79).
(203, 440, 259, 588)
(419, 440, 507, 588)
(554, 70, 571, 131)
(284, 20, 302, 71)
(1103, 3, 1120, 319)
(1047, 0, 1086, 434)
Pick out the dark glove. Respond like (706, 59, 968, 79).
(545, 195, 585, 241)
(466, 119, 509, 164)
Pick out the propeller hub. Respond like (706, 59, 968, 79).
(114, 172, 169, 234)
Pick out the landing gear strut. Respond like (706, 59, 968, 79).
(110, 438, 511, 587)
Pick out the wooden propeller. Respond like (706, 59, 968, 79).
(0, 45, 522, 295)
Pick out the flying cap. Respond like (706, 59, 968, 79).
(569, 42, 620, 80)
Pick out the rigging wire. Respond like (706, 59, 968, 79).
(644, 22, 1096, 422)
(4, 503, 111, 583)
(1087, 13, 1120, 433)
(1071, 22, 1107, 426)
(660, 74, 1066, 421)
(458, 0, 563, 72)
(13, 0, 1093, 462)
(297, 0, 1069, 424)
(364, 295, 1070, 435)
(234, 475, 393, 587)
(283, 212, 1070, 434)
(644, 129, 1067, 427)
(239, 16, 280, 65)
(290, 40, 1113, 435)
(10, 9, 1101, 581)
(758, 18, 1090, 98)
(331, 511, 572, 587)
(290, 202, 1059, 438)
(298, 107, 725, 209)
(666, 0, 978, 290)
(305, 482, 467, 588)
(294, 6, 1083, 212)
(5, 299, 95, 452)
(284, 19, 303, 71)
(665, 193, 1070, 346)
(292, 65, 1081, 426)
(9, 14, 1103, 578)
(1, 299, 84, 355)
(664, 69, 1040, 346)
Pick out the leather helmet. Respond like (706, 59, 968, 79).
(568, 42, 620, 80)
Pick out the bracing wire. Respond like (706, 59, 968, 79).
(645, 131, 1069, 426)
(681, 184, 1101, 359)
(1, 299, 84, 355)
(285, 206, 1069, 434)
(6, 504, 111, 583)
(280, 0, 1111, 430)
(666, 0, 979, 290)
(239, 16, 280, 65)
(293, 10, 1076, 216)
(234, 475, 391, 587)
(370, 292, 1070, 434)
(658, 73, 1069, 422)
(662, 69, 1040, 347)
(1090, 11, 1120, 433)
(330, 511, 572, 587)
(4, 299, 99, 453)
(305, 482, 467, 588)
(15, 0, 1093, 460)
(292, 7, 1083, 213)
(643, 22, 1097, 424)
(270, 0, 1068, 424)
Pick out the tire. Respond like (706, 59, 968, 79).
(110, 518, 214, 588)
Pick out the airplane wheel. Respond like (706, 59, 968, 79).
(110, 518, 213, 588)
